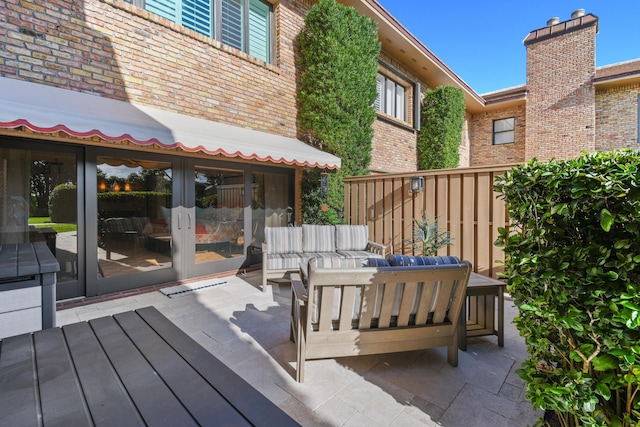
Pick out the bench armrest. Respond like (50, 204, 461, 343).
(367, 241, 387, 258)
(291, 273, 308, 306)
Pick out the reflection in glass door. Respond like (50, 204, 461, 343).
(251, 171, 292, 249)
(0, 145, 80, 299)
(193, 167, 244, 264)
(96, 157, 172, 280)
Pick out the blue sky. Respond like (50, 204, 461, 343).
(376, 1, 640, 94)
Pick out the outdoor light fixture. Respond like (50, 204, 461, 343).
(124, 183, 131, 191)
(410, 176, 424, 194)
(113, 183, 121, 192)
(99, 182, 107, 191)
(320, 171, 329, 196)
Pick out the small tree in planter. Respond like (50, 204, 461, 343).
(495, 150, 640, 427)
(406, 216, 452, 256)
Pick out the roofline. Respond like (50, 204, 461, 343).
(358, 0, 486, 110)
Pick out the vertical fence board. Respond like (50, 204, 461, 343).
(402, 178, 413, 254)
(383, 179, 394, 253)
(435, 175, 449, 256)
(449, 174, 462, 259)
(462, 173, 475, 265)
(392, 178, 403, 254)
(492, 185, 507, 278)
(476, 173, 492, 275)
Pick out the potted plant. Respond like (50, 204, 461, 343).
(406, 216, 452, 256)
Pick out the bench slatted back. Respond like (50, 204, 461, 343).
(307, 259, 471, 334)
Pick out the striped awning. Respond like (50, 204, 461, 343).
(0, 77, 340, 169)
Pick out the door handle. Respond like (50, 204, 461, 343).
(178, 213, 182, 230)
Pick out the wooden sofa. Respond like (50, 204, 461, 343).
(290, 255, 472, 382)
(262, 224, 386, 292)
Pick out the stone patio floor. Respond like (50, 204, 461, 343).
(56, 270, 543, 426)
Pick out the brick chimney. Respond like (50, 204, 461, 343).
(524, 10, 599, 161)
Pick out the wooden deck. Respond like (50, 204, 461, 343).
(0, 306, 299, 427)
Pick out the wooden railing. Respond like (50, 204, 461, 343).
(344, 164, 517, 278)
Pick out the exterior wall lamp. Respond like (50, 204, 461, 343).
(320, 171, 329, 196)
(410, 176, 424, 194)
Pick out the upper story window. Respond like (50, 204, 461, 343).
(375, 73, 406, 122)
(143, 0, 272, 63)
(493, 117, 515, 145)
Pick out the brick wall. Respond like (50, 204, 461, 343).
(1, 0, 308, 139)
(470, 105, 526, 166)
(370, 119, 417, 172)
(524, 19, 597, 161)
(596, 84, 640, 150)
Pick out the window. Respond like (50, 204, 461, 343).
(493, 118, 515, 145)
(376, 73, 406, 121)
(144, 0, 272, 63)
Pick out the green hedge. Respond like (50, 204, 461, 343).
(297, 0, 380, 224)
(495, 150, 640, 427)
(49, 183, 76, 223)
(417, 86, 465, 170)
(98, 192, 170, 218)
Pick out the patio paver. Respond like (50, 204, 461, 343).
(56, 271, 542, 426)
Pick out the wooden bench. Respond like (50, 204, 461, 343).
(0, 306, 299, 426)
(290, 257, 472, 382)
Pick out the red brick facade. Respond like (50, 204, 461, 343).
(596, 83, 640, 150)
(1, 0, 307, 138)
(470, 105, 526, 165)
(524, 17, 597, 161)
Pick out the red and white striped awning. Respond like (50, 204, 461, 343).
(0, 77, 340, 169)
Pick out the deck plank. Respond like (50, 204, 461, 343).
(89, 315, 198, 427)
(136, 306, 300, 427)
(114, 309, 251, 427)
(33, 328, 92, 426)
(62, 321, 143, 427)
(0, 335, 41, 427)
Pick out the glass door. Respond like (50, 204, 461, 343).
(0, 140, 83, 300)
(185, 164, 247, 277)
(94, 155, 176, 293)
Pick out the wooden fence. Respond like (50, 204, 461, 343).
(344, 164, 517, 278)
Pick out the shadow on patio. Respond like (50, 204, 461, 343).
(56, 269, 542, 426)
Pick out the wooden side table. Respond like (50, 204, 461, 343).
(459, 273, 506, 350)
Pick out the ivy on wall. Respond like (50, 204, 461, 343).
(417, 85, 465, 170)
(297, 0, 380, 224)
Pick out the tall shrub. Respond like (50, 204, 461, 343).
(298, 0, 380, 224)
(417, 86, 465, 170)
(495, 150, 640, 427)
(49, 183, 76, 222)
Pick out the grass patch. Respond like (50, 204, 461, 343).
(29, 217, 52, 224)
(29, 217, 77, 233)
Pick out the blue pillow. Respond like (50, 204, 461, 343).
(363, 257, 390, 267)
(386, 254, 461, 266)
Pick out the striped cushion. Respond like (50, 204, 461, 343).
(302, 253, 343, 268)
(335, 225, 369, 251)
(264, 226, 302, 254)
(386, 254, 461, 266)
(302, 225, 335, 252)
(265, 253, 305, 270)
(338, 250, 384, 260)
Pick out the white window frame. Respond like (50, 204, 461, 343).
(493, 117, 515, 145)
(376, 73, 407, 122)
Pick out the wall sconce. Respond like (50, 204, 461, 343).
(99, 182, 107, 192)
(410, 176, 424, 194)
(113, 183, 121, 192)
(320, 171, 329, 196)
(124, 183, 131, 191)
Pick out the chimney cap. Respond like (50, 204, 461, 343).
(547, 17, 560, 26)
(571, 9, 586, 19)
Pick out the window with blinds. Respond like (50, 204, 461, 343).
(376, 73, 406, 122)
(493, 118, 515, 145)
(144, 0, 271, 63)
